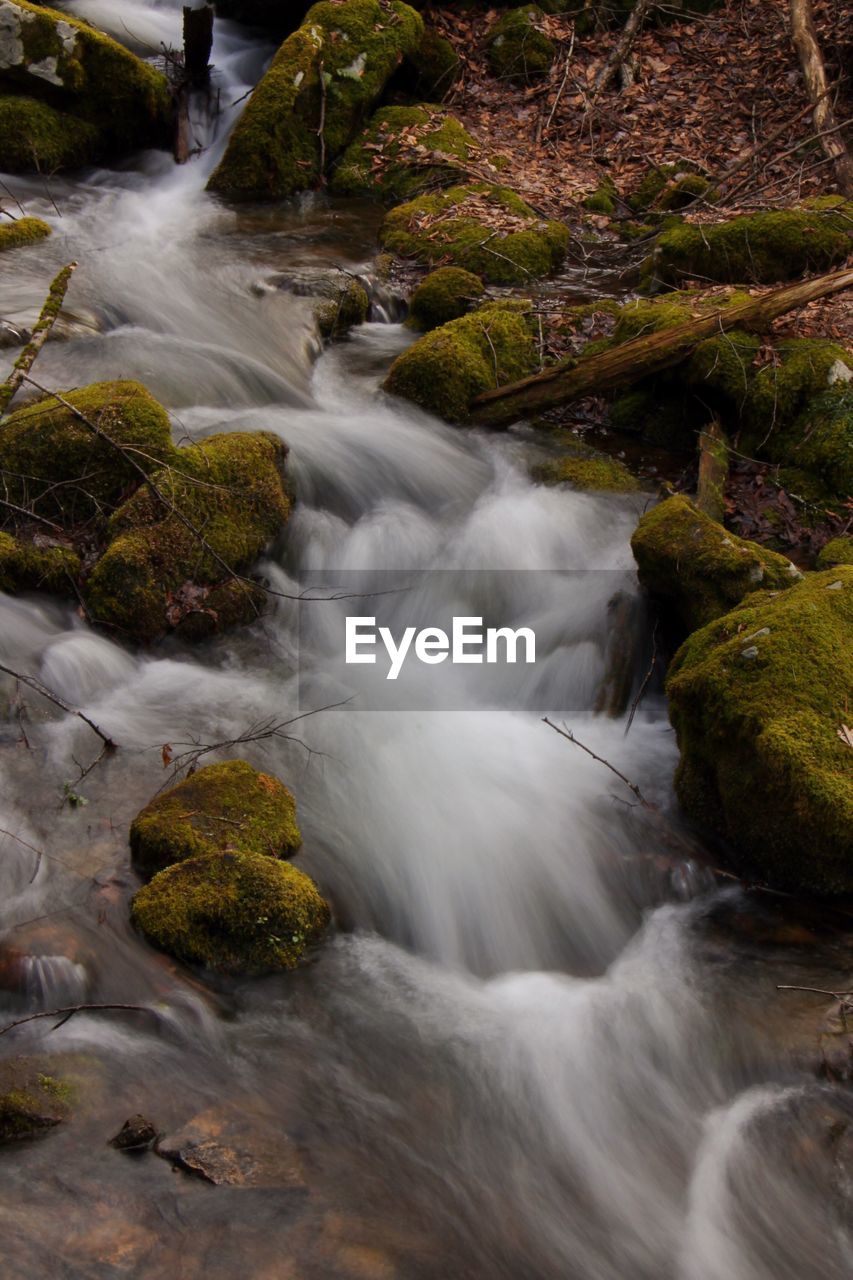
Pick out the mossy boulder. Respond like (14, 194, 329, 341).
(400, 27, 460, 100)
(666, 568, 853, 894)
(131, 849, 330, 974)
(0, 531, 80, 594)
(0, 95, 100, 173)
(130, 759, 302, 878)
(817, 536, 853, 568)
(0, 380, 177, 525)
(628, 165, 713, 213)
(380, 182, 569, 285)
(583, 178, 619, 216)
(406, 266, 485, 331)
(315, 277, 370, 338)
(631, 494, 800, 634)
(487, 6, 555, 84)
(0, 0, 171, 163)
(383, 300, 537, 423)
(0, 214, 51, 251)
(207, 0, 424, 201)
(85, 431, 290, 643)
(532, 453, 640, 492)
(760, 374, 853, 500)
(612, 286, 754, 343)
(644, 199, 853, 288)
(0, 1059, 71, 1143)
(331, 105, 475, 201)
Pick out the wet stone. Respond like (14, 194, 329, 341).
(109, 1114, 158, 1152)
(155, 1103, 308, 1188)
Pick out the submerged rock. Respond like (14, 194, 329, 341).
(666, 567, 853, 894)
(631, 494, 800, 634)
(130, 759, 302, 878)
(384, 300, 537, 423)
(131, 849, 330, 974)
(0, 214, 51, 251)
(331, 104, 476, 201)
(381, 182, 569, 285)
(531, 452, 640, 492)
(487, 6, 555, 84)
(0, 1058, 71, 1143)
(207, 0, 424, 200)
(406, 266, 485, 332)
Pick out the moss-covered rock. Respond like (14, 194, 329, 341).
(0, 380, 177, 525)
(85, 430, 290, 643)
(666, 567, 853, 894)
(757, 369, 853, 500)
(612, 286, 753, 343)
(532, 452, 640, 492)
(331, 105, 475, 201)
(0, 214, 51, 251)
(406, 266, 484, 331)
(631, 494, 800, 633)
(380, 182, 569, 285)
(0, 531, 80, 594)
(583, 178, 619, 216)
(401, 27, 460, 100)
(207, 0, 424, 200)
(644, 199, 853, 288)
(0, 95, 100, 173)
(0, 1059, 70, 1143)
(0, 0, 171, 162)
(131, 849, 330, 974)
(628, 165, 713, 213)
(130, 759, 302, 878)
(487, 6, 555, 84)
(314, 277, 370, 338)
(384, 300, 537, 423)
(817, 536, 853, 568)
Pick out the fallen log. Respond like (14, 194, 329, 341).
(470, 265, 853, 428)
(790, 0, 853, 196)
(696, 418, 727, 523)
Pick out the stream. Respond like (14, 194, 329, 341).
(1, 3, 852, 1276)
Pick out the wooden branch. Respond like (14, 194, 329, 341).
(0, 263, 76, 415)
(696, 417, 727, 522)
(183, 4, 213, 88)
(592, 0, 655, 98)
(0, 1003, 153, 1038)
(471, 265, 853, 428)
(790, 0, 853, 195)
(0, 661, 117, 749)
(543, 716, 651, 807)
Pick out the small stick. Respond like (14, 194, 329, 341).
(0, 1003, 155, 1038)
(0, 263, 77, 415)
(624, 621, 658, 737)
(0, 661, 117, 750)
(543, 716, 651, 807)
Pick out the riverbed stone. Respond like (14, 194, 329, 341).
(0, 532, 80, 594)
(406, 266, 485, 331)
(399, 27, 460, 100)
(0, 213, 51, 250)
(130, 759, 302, 878)
(331, 105, 476, 202)
(0, 1058, 71, 1143)
(487, 6, 555, 84)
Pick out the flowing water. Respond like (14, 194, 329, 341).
(1, 5, 852, 1276)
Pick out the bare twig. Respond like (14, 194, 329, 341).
(0, 661, 117, 749)
(543, 716, 651, 806)
(624, 621, 658, 737)
(0, 1003, 155, 1038)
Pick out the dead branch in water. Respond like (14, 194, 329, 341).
(0, 1003, 155, 1038)
(0, 263, 76, 415)
(543, 716, 651, 807)
(624, 621, 658, 738)
(0, 661, 117, 750)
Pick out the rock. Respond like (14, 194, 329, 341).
(109, 1114, 157, 1151)
(213, 0, 312, 37)
(381, 181, 569, 285)
(155, 1102, 307, 1187)
(643, 198, 853, 288)
(406, 266, 485, 332)
(0, 214, 50, 251)
(84, 430, 290, 643)
(0, 532, 80, 595)
(817, 537, 853, 569)
(130, 759, 302, 878)
(0, 1058, 70, 1143)
(399, 27, 459, 100)
(315, 278, 370, 338)
(383, 300, 537, 423)
(267, 265, 370, 335)
(594, 589, 645, 717)
(627, 164, 714, 213)
(666, 567, 853, 894)
(331, 105, 476, 202)
(130, 849, 330, 974)
(486, 6, 555, 84)
(631, 494, 801, 634)
(0, 379, 176, 524)
(0, 0, 171, 169)
(531, 451, 640, 492)
(207, 0, 424, 200)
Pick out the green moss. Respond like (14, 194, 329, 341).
(131, 849, 330, 974)
(0, 96, 100, 173)
(487, 6, 555, 84)
(380, 182, 569, 284)
(817, 536, 853, 568)
(0, 215, 51, 252)
(384, 300, 537, 423)
(406, 266, 485, 331)
(130, 759, 302, 878)
(612, 287, 753, 342)
(315, 277, 370, 337)
(532, 453, 640, 491)
(402, 28, 460, 100)
(0, 0, 171, 159)
(631, 493, 801, 634)
(645, 201, 853, 288)
(84, 430, 289, 642)
(0, 380, 176, 525)
(583, 178, 619, 216)
(0, 531, 80, 595)
(208, 0, 424, 200)
(331, 105, 475, 200)
(666, 567, 853, 894)
(685, 329, 762, 413)
(0, 1060, 70, 1143)
(628, 165, 712, 213)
